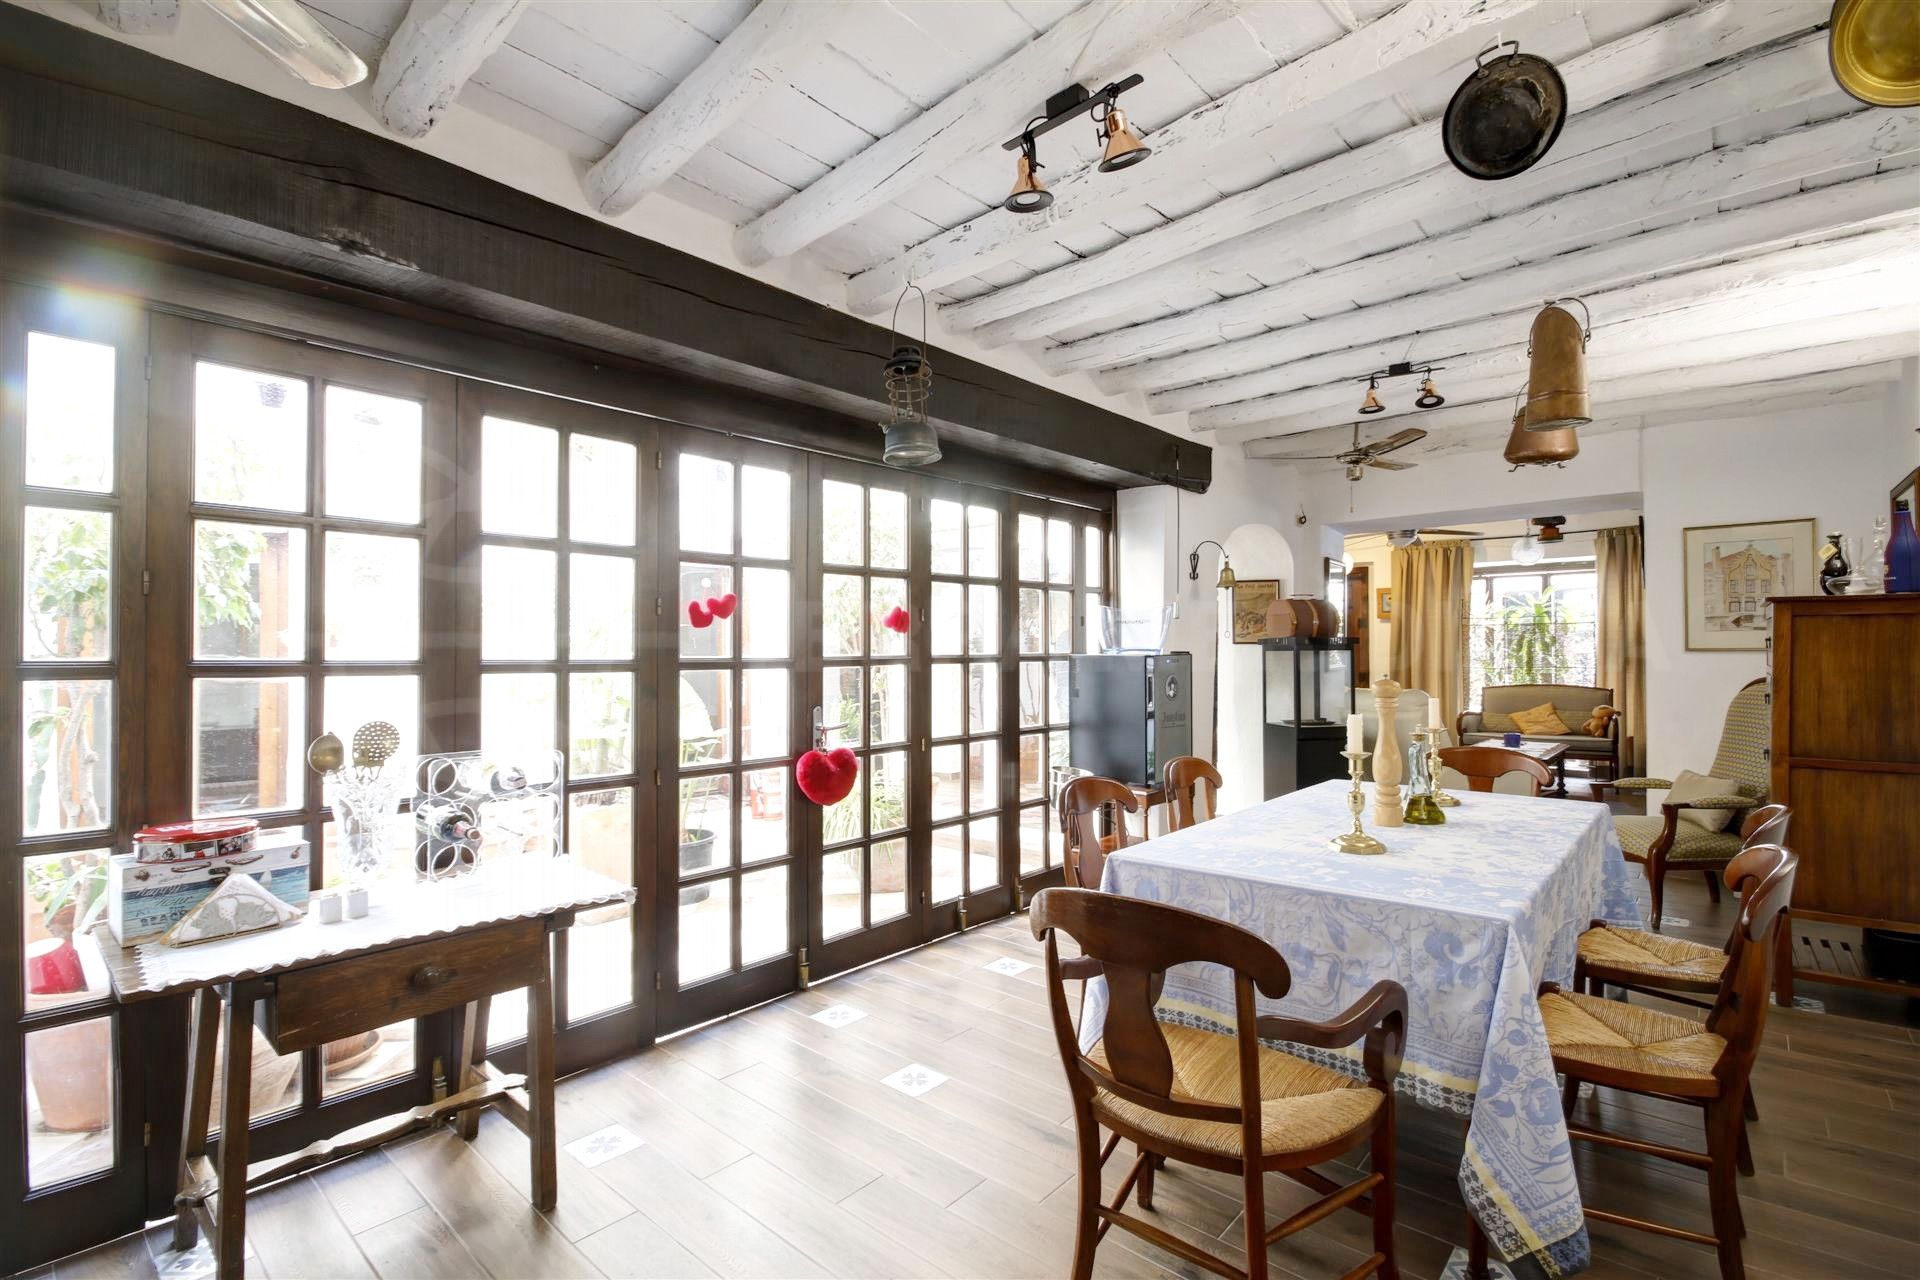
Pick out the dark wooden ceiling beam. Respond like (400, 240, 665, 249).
(0, 4, 1208, 494)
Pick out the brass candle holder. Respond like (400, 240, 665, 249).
(1331, 750, 1387, 854)
(1428, 726, 1460, 808)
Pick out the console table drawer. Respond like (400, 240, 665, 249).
(266, 917, 547, 1051)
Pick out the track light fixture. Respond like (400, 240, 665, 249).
(1004, 129, 1053, 214)
(1353, 362, 1447, 415)
(1000, 75, 1149, 215)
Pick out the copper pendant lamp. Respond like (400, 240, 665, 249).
(1505, 384, 1579, 470)
(1523, 298, 1591, 431)
(1829, 0, 1920, 107)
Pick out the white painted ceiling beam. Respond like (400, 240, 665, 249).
(370, 0, 530, 140)
(584, 0, 850, 218)
(1189, 225, 1917, 433)
(940, 0, 1828, 341)
(1143, 172, 1919, 410)
(96, 0, 179, 34)
(1217, 309, 1920, 444)
(844, 0, 1568, 313)
(1045, 108, 1920, 377)
(733, 0, 1247, 266)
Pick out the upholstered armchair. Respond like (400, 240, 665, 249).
(1591, 678, 1769, 930)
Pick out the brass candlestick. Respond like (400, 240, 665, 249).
(1429, 725, 1460, 808)
(1331, 750, 1387, 854)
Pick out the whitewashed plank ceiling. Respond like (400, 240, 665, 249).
(44, 0, 1920, 466)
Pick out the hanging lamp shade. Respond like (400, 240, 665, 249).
(1097, 107, 1151, 172)
(1004, 150, 1053, 213)
(1524, 300, 1591, 431)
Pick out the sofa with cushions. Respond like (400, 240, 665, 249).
(1455, 682, 1622, 780)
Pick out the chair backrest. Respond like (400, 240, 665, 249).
(1710, 678, 1771, 801)
(1030, 887, 1288, 1131)
(1162, 756, 1222, 832)
(1707, 843, 1798, 1078)
(1437, 745, 1554, 796)
(1058, 776, 1141, 890)
(1740, 803, 1790, 848)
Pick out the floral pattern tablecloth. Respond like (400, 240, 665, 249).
(1085, 780, 1646, 1277)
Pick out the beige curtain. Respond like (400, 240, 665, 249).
(1388, 540, 1470, 732)
(1596, 526, 1647, 774)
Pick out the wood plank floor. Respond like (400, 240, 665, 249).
(33, 873, 1920, 1280)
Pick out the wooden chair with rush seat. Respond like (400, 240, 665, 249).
(1162, 755, 1222, 832)
(1058, 775, 1141, 890)
(1435, 745, 1554, 796)
(1539, 842, 1799, 1280)
(1030, 887, 1406, 1280)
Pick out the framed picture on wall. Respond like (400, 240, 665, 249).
(1230, 579, 1281, 643)
(1682, 517, 1816, 650)
(1377, 587, 1393, 622)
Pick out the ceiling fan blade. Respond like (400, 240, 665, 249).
(1363, 427, 1428, 456)
(1257, 451, 1347, 462)
(1366, 458, 1416, 471)
(204, 0, 370, 89)
(1419, 528, 1478, 537)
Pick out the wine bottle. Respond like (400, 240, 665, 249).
(1890, 500, 1919, 594)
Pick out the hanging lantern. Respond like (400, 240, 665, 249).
(1524, 298, 1591, 431)
(1505, 383, 1579, 470)
(878, 284, 940, 467)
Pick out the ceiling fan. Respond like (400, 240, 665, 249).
(1383, 527, 1479, 548)
(1261, 423, 1429, 483)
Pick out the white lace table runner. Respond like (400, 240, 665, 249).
(119, 858, 632, 997)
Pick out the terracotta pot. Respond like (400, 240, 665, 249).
(24, 1008, 111, 1133)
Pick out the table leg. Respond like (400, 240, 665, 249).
(216, 986, 254, 1280)
(1466, 1215, 1489, 1279)
(454, 995, 492, 1142)
(1551, 756, 1569, 798)
(174, 988, 220, 1251)
(526, 966, 558, 1211)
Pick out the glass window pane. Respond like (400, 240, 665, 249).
(1020, 804, 1047, 874)
(570, 554, 635, 661)
(1049, 659, 1071, 725)
(568, 787, 633, 1019)
(680, 669, 731, 767)
(679, 774, 732, 876)
(570, 434, 637, 546)
(26, 332, 115, 493)
(931, 663, 963, 739)
(742, 668, 789, 762)
(969, 740, 998, 813)
(741, 465, 790, 560)
(195, 361, 308, 512)
(822, 479, 864, 565)
(210, 1005, 302, 1132)
(967, 506, 997, 578)
(321, 1019, 416, 1100)
(679, 454, 733, 554)
(870, 749, 907, 837)
(1085, 527, 1104, 590)
(570, 672, 633, 778)
(823, 849, 861, 941)
(931, 581, 963, 656)
(970, 816, 1001, 890)
(24, 680, 112, 836)
(870, 837, 908, 925)
(192, 676, 301, 817)
(824, 666, 862, 748)
(194, 521, 304, 661)
(969, 662, 998, 735)
(741, 866, 788, 966)
(1017, 587, 1043, 655)
(930, 499, 964, 575)
(870, 488, 907, 570)
(481, 673, 555, 759)
(1018, 661, 1044, 729)
(1050, 730, 1070, 773)
(742, 768, 787, 864)
(325, 386, 421, 523)
(479, 544, 554, 662)
(1049, 590, 1073, 654)
(322, 675, 419, 785)
(931, 825, 963, 904)
(679, 879, 732, 985)
(482, 417, 557, 537)
(931, 743, 963, 821)
(822, 573, 863, 659)
(23, 849, 112, 1010)
(741, 566, 790, 660)
(1048, 519, 1074, 584)
(870, 665, 907, 746)
(24, 507, 113, 661)
(1018, 514, 1044, 581)
(821, 766, 864, 848)
(869, 576, 907, 657)
(1019, 734, 1045, 803)
(680, 563, 734, 661)
(968, 585, 998, 655)
(25, 1016, 115, 1190)
(329, 533, 422, 661)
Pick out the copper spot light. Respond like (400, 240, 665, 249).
(879, 285, 940, 467)
(1358, 377, 1385, 415)
(1097, 106, 1151, 172)
(1004, 130, 1053, 214)
(1414, 371, 1445, 408)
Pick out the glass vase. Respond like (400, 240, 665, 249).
(327, 772, 405, 887)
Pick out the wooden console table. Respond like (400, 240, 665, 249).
(98, 861, 632, 1280)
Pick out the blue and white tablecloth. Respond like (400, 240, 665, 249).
(1085, 780, 1646, 1278)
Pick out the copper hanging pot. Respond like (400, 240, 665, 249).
(1443, 41, 1568, 180)
(1524, 298, 1591, 431)
(1829, 0, 1920, 107)
(1505, 383, 1578, 469)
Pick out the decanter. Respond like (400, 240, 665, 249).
(1404, 728, 1446, 825)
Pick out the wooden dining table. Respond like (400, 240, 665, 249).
(1085, 779, 1646, 1277)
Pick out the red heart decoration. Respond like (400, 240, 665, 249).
(687, 600, 713, 628)
(882, 605, 910, 634)
(707, 592, 737, 620)
(795, 747, 859, 806)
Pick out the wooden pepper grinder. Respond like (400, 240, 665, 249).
(1371, 677, 1404, 827)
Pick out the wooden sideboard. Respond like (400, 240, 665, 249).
(1768, 594, 1920, 1000)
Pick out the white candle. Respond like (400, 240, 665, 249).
(1346, 714, 1364, 754)
(1429, 699, 1444, 731)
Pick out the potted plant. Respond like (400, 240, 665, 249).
(24, 854, 112, 1134)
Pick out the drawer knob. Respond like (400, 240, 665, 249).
(409, 964, 453, 990)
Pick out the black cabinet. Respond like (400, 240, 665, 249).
(1068, 653, 1193, 788)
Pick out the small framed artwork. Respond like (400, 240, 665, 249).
(1376, 587, 1393, 622)
(1682, 518, 1816, 650)
(1230, 579, 1281, 643)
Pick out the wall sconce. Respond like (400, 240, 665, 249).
(1188, 540, 1234, 588)
(1355, 362, 1445, 415)
(878, 284, 940, 467)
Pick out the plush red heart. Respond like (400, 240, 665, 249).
(707, 592, 737, 620)
(795, 747, 859, 806)
(881, 605, 910, 634)
(687, 600, 713, 628)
